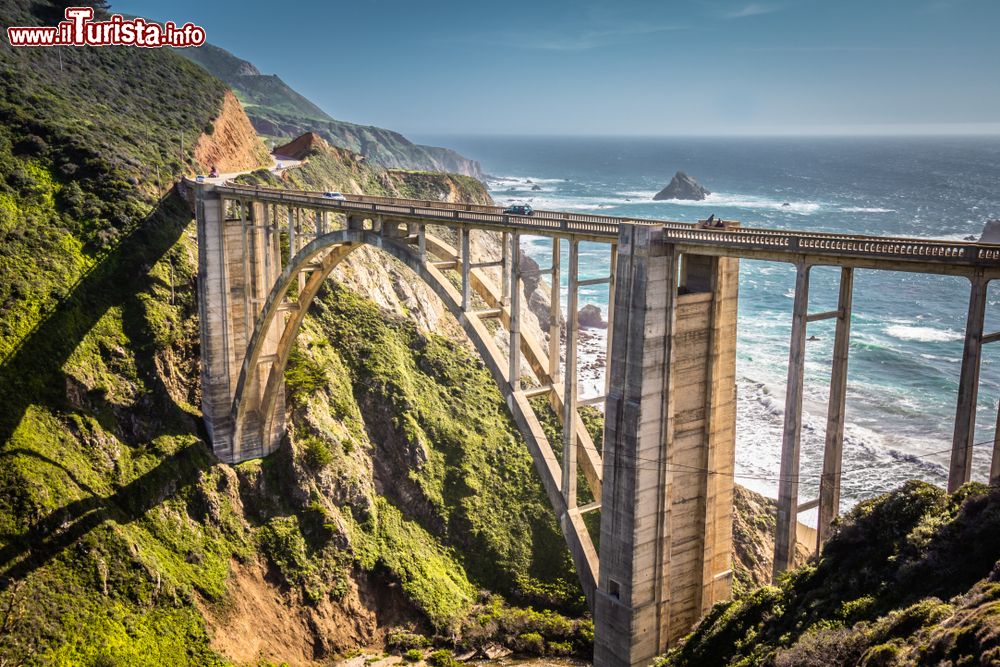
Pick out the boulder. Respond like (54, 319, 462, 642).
(979, 219, 1000, 244)
(531, 184, 541, 191)
(653, 171, 710, 201)
(578, 304, 607, 329)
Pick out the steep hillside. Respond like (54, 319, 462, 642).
(0, 4, 584, 662)
(177, 42, 484, 178)
(659, 481, 1000, 666)
(192, 91, 271, 173)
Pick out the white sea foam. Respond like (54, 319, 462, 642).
(884, 325, 963, 343)
(489, 174, 565, 185)
(650, 192, 822, 215)
(841, 207, 896, 213)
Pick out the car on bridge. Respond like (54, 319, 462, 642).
(504, 203, 534, 216)
(323, 191, 346, 200)
(195, 175, 206, 183)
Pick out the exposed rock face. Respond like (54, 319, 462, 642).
(193, 90, 271, 173)
(272, 132, 329, 160)
(652, 171, 711, 201)
(980, 219, 1000, 243)
(578, 304, 607, 329)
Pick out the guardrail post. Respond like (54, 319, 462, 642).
(949, 271, 988, 492)
(817, 267, 854, 549)
(775, 262, 810, 578)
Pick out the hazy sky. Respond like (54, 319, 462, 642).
(115, 0, 1000, 136)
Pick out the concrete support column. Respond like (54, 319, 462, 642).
(596, 224, 673, 667)
(817, 267, 854, 548)
(549, 237, 562, 383)
(509, 232, 522, 388)
(462, 228, 472, 311)
(196, 188, 234, 460)
(286, 206, 295, 265)
(562, 239, 579, 508)
(418, 224, 427, 263)
(605, 243, 618, 396)
(262, 202, 273, 288)
(502, 231, 512, 307)
(992, 399, 1000, 486)
(950, 272, 988, 492)
(775, 262, 810, 578)
(239, 201, 253, 333)
(272, 204, 283, 275)
(595, 224, 738, 666)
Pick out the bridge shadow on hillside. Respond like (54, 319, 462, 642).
(0, 441, 213, 591)
(0, 188, 212, 588)
(0, 189, 196, 448)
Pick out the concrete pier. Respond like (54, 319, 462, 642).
(594, 224, 738, 666)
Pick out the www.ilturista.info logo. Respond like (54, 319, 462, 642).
(6, 7, 206, 48)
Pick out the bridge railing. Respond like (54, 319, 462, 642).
(208, 181, 1000, 268)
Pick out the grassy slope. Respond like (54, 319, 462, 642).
(659, 481, 1000, 666)
(0, 3, 251, 663)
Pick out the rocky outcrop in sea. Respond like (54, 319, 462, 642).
(653, 171, 711, 201)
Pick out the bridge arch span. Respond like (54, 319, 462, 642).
(201, 206, 604, 604)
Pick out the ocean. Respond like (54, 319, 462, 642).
(418, 135, 1000, 520)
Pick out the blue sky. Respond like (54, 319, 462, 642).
(115, 0, 1000, 136)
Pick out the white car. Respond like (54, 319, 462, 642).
(323, 192, 346, 200)
(195, 175, 206, 183)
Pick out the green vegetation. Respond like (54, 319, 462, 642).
(0, 0, 228, 361)
(289, 284, 582, 623)
(658, 481, 1000, 666)
(455, 594, 594, 657)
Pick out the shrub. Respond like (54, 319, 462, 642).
(302, 436, 334, 470)
(402, 648, 423, 663)
(513, 631, 545, 655)
(426, 649, 459, 667)
(387, 630, 430, 652)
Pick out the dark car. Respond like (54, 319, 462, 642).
(504, 203, 534, 216)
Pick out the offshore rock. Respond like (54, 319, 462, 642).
(653, 170, 711, 201)
(979, 219, 1000, 243)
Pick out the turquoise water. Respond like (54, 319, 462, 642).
(421, 135, 1000, 515)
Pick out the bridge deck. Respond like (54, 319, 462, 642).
(215, 182, 1000, 275)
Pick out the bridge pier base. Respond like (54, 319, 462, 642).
(595, 224, 738, 667)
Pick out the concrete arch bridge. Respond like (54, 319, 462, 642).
(193, 181, 1000, 667)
